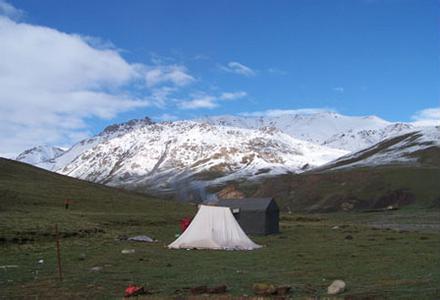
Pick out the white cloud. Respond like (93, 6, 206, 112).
(178, 91, 248, 110)
(220, 61, 256, 77)
(146, 87, 177, 108)
(179, 95, 218, 110)
(240, 108, 335, 117)
(0, 0, 23, 19)
(144, 65, 195, 88)
(0, 10, 196, 155)
(219, 91, 247, 101)
(333, 87, 344, 93)
(411, 107, 440, 126)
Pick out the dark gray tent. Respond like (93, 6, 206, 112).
(216, 198, 279, 235)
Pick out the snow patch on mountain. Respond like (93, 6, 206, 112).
(16, 145, 65, 167)
(53, 121, 347, 192)
(47, 117, 155, 171)
(320, 126, 440, 170)
(15, 113, 437, 195)
(196, 112, 417, 152)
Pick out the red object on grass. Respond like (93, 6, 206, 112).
(124, 284, 144, 297)
(180, 217, 192, 232)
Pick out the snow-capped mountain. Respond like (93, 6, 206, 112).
(196, 112, 417, 152)
(318, 126, 440, 170)
(46, 117, 155, 171)
(49, 119, 347, 193)
(16, 145, 65, 167)
(15, 112, 437, 195)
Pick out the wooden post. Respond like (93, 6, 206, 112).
(55, 224, 63, 281)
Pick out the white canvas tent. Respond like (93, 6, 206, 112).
(168, 205, 261, 250)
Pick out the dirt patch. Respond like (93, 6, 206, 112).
(217, 185, 245, 200)
(0, 227, 106, 244)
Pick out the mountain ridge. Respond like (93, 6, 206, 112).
(53, 120, 347, 194)
(196, 112, 419, 152)
(14, 112, 437, 195)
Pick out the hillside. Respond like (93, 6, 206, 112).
(245, 165, 440, 212)
(317, 126, 440, 171)
(229, 126, 440, 212)
(0, 158, 192, 232)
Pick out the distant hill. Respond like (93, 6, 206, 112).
(247, 165, 440, 213)
(237, 128, 440, 212)
(317, 126, 440, 171)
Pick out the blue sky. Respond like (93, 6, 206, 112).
(0, 0, 439, 154)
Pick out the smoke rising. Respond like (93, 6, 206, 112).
(173, 171, 218, 204)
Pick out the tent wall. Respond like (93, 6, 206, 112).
(233, 210, 266, 235)
(217, 198, 280, 235)
(265, 208, 279, 235)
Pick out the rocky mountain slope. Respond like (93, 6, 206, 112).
(50, 119, 346, 194)
(317, 126, 440, 171)
(197, 112, 417, 152)
(235, 126, 440, 212)
(15, 113, 437, 198)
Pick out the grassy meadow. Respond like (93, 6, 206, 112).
(1, 158, 440, 299)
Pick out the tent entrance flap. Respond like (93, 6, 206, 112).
(168, 205, 261, 250)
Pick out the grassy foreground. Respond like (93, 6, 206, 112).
(1, 159, 440, 299)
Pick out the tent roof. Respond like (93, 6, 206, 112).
(216, 198, 277, 211)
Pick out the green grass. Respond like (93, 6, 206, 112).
(249, 166, 440, 212)
(239, 143, 440, 213)
(1, 158, 440, 299)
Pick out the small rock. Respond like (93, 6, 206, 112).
(121, 249, 135, 254)
(37, 259, 44, 264)
(79, 253, 86, 261)
(90, 266, 102, 272)
(327, 280, 346, 295)
(345, 235, 353, 240)
(332, 225, 340, 230)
